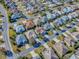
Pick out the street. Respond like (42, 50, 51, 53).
(0, 4, 17, 59)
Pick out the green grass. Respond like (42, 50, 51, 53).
(47, 40, 55, 48)
(35, 46, 45, 54)
(0, 13, 2, 16)
(0, 40, 4, 45)
(17, 53, 32, 59)
(9, 29, 16, 39)
(69, 28, 77, 33)
(57, 34, 65, 41)
(0, 19, 2, 23)
(0, 51, 6, 59)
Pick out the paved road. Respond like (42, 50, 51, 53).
(0, 4, 17, 59)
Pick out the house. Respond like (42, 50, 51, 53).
(57, 16, 68, 25)
(76, 34, 79, 39)
(22, 20, 35, 29)
(64, 36, 75, 47)
(63, 7, 73, 14)
(61, 16, 69, 22)
(63, 7, 68, 14)
(52, 0, 60, 3)
(39, 16, 48, 24)
(43, 16, 48, 23)
(42, 48, 58, 59)
(26, 3, 34, 12)
(32, 56, 41, 59)
(68, 14, 73, 20)
(58, 17, 69, 25)
(76, 10, 79, 16)
(16, 34, 28, 46)
(54, 18, 63, 26)
(53, 10, 61, 17)
(33, 17, 41, 26)
(70, 5, 78, 10)
(46, 12, 52, 20)
(75, 48, 79, 59)
(43, 23, 53, 31)
(5, 0, 11, 4)
(11, 11, 25, 21)
(51, 13, 57, 20)
(46, 11, 57, 20)
(69, 12, 78, 19)
(25, 30, 37, 44)
(35, 27, 46, 35)
(39, 5, 45, 11)
(7, 2, 17, 9)
(33, 16, 47, 26)
(25, 30, 37, 40)
(68, 13, 76, 20)
(14, 25, 25, 33)
(53, 12, 59, 17)
(69, 54, 76, 59)
(53, 41, 68, 57)
(72, 32, 79, 41)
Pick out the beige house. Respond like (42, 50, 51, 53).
(24, 30, 37, 44)
(53, 41, 68, 57)
(42, 47, 58, 59)
(22, 20, 35, 29)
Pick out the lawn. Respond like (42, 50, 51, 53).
(47, 40, 55, 48)
(57, 34, 65, 41)
(35, 46, 45, 54)
(0, 53, 6, 59)
(9, 29, 16, 39)
(0, 39, 4, 45)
